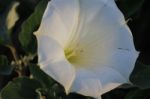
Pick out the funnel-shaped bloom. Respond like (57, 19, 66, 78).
(34, 0, 138, 98)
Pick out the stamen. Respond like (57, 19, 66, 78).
(64, 46, 84, 64)
(65, 50, 76, 59)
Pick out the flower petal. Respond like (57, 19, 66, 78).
(93, 67, 127, 94)
(70, 66, 127, 98)
(34, 0, 79, 47)
(68, 0, 138, 79)
(36, 35, 75, 92)
(70, 0, 125, 43)
(106, 48, 138, 80)
(74, 0, 134, 50)
(70, 69, 102, 99)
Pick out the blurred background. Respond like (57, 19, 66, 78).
(0, 0, 150, 99)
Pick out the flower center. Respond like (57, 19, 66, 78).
(65, 48, 76, 60)
(64, 46, 84, 65)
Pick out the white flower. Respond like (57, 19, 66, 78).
(34, 0, 139, 99)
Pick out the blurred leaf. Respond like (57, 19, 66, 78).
(0, 0, 18, 45)
(0, 77, 42, 99)
(130, 62, 150, 89)
(19, 0, 49, 54)
(117, 0, 145, 18)
(0, 10, 11, 45)
(125, 88, 150, 99)
(29, 64, 55, 88)
(0, 55, 13, 75)
(6, 2, 19, 30)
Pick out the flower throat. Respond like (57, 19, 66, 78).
(64, 46, 84, 65)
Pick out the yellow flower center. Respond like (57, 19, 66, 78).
(64, 46, 84, 65)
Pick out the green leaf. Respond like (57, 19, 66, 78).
(130, 62, 150, 89)
(125, 88, 150, 99)
(0, 77, 42, 99)
(29, 64, 55, 88)
(19, 0, 49, 54)
(0, 55, 13, 75)
(117, 0, 145, 18)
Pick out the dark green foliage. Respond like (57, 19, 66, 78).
(0, 0, 12, 45)
(0, 55, 13, 75)
(0, 0, 13, 13)
(29, 64, 55, 88)
(117, 0, 145, 18)
(125, 88, 150, 99)
(19, 0, 49, 54)
(130, 62, 150, 89)
(0, 77, 42, 99)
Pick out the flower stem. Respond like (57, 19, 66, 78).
(6, 44, 23, 77)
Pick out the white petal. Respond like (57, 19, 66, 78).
(70, 0, 135, 52)
(70, 66, 127, 98)
(34, 0, 79, 47)
(70, 69, 102, 99)
(71, 0, 125, 43)
(68, 0, 138, 79)
(105, 49, 139, 80)
(36, 35, 75, 92)
(93, 67, 127, 94)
